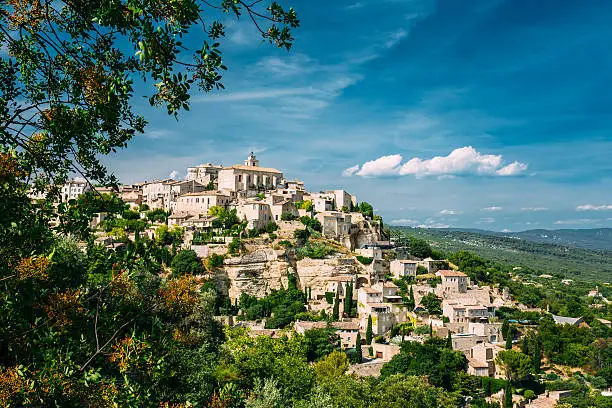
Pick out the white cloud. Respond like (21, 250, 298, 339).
(342, 165, 360, 177)
(440, 209, 458, 215)
(482, 206, 503, 212)
(350, 147, 529, 179)
(521, 207, 548, 212)
(355, 154, 402, 177)
(502, 228, 512, 233)
(169, 170, 179, 179)
(497, 161, 529, 176)
(384, 28, 407, 48)
(346, 2, 364, 9)
(389, 218, 419, 226)
(554, 219, 597, 225)
(576, 204, 612, 211)
(417, 222, 450, 229)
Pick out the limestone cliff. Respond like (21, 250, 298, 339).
(214, 246, 294, 301)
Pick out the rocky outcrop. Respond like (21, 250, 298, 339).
(215, 247, 293, 301)
(296, 256, 368, 299)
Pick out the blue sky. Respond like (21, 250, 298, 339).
(106, 0, 612, 232)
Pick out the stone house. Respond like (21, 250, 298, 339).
(174, 191, 232, 216)
(418, 257, 449, 273)
(390, 259, 419, 279)
(310, 193, 335, 212)
(467, 342, 500, 377)
(438, 270, 469, 294)
(236, 199, 274, 230)
(169, 180, 206, 210)
(141, 179, 175, 210)
(325, 189, 356, 210)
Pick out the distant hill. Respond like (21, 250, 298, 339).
(391, 227, 612, 282)
(502, 228, 612, 251)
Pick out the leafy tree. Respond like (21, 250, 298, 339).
(366, 316, 373, 345)
(358, 202, 374, 218)
(171, 249, 203, 275)
(314, 350, 349, 381)
(420, 292, 442, 315)
(372, 374, 458, 408)
(408, 237, 433, 259)
(304, 328, 340, 362)
(495, 350, 532, 383)
(295, 200, 313, 212)
(1, 0, 298, 187)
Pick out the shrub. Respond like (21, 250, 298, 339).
(228, 237, 242, 255)
(171, 249, 203, 275)
(296, 242, 334, 259)
(265, 222, 279, 233)
(356, 256, 373, 265)
(278, 240, 293, 248)
(281, 212, 298, 221)
(524, 390, 535, 400)
(207, 253, 224, 268)
(374, 335, 385, 344)
(268, 233, 277, 240)
(325, 292, 335, 304)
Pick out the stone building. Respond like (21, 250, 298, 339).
(438, 270, 469, 294)
(390, 259, 419, 279)
(186, 163, 223, 185)
(174, 191, 232, 216)
(217, 153, 283, 195)
(60, 178, 91, 201)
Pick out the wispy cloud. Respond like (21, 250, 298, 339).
(348, 146, 528, 178)
(576, 204, 612, 211)
(521, 207, 548, 212)
(389, 218, 419, 225)
(342, 165, 360, 177)
(554, 219, 598, 225)
(169, 170, 179, 179)
(477, 217, 496, 224)
(193, 88, 316, 103)
(346, 2, 364, 9)
(482, 206, 503, 212)
(384, 28, 407, 48)
(440, 209, 459, 215)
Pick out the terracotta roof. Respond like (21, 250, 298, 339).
(468, 358, 489, 368)
(168, 213, 193, 219)
(438, 270, 467, 277)
(361, 287, 382, 294)
(395, 260, 419, 264)
(383, 282, 399, 288)
(228, 164, 282, 174)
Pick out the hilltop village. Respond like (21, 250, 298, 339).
(31, 154, 611, 408)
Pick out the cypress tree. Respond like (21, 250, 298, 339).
(429, 322, 433, 336)
(521, 334, 530, 355)
(446, 331, 452, 349)
(506, 326, 514, 350)
(355, 332, 362, 363)
(332, 290, 340, 320)
(532, 335, 542, 373)
(501, 319, 509, 339)
(503, 382, 513, 408)
(343, 282, 353, 317)
(366, 315, 373, 344)
(408, 285, 415, 310)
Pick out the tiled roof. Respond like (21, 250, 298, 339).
(438, 270, 467, 277)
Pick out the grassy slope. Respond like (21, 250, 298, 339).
(392, 227, 612, 282)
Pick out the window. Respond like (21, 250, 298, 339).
(196, 198, 199, 203)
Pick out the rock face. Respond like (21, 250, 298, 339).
(296, 256, 367, 299)
(215, 247, 293, 301)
